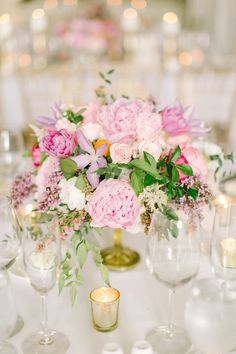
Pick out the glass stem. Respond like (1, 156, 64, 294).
(40, 294, 53, 345)
(167, 288, 175, 337)
(113, 228, 122, 249)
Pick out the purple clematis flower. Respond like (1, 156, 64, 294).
(36, 101, 64, 127)
(72, 130, 107, 189)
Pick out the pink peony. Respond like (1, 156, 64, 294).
(161, 101, 190, 137)
(98, 98, 161, 143)
(110, 143, 133, 164)
(161, 101, 209, 137)
(31, 144, 42, 168)
(42, 129, 75, 158)
(87, 179, 139, 229)
(35, 157, 59, 198)
(182, 146, 208, 180)
(82, 102, 101, 124)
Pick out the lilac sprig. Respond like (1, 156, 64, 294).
(173, 175, 212, 221)
(11, 172, 35, 209)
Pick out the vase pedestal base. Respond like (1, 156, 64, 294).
(101, 246, 140, 271)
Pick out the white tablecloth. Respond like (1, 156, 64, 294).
(7, 230, 216, 354)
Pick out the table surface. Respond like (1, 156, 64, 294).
(6, 226, 228, 354)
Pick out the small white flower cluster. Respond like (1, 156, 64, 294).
(139, 184, 168, 212)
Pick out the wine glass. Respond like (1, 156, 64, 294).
(185, 278, 236, 354)
(22, 210, 70, 354)
(0, 129, 24, 192)
(145, 212, 201, 354)
(0, 195, 21, 354)
(211, 203, 236, 282)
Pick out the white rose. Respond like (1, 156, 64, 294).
(192, 140, 222, 156)
(110, 143, 133, 164)
(56, 118, 77, 134)
(82, 123, 103, 141)
(59, 177, 86, 210)
(138, 140, 162, 161)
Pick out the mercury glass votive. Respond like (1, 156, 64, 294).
(90, 287, 120, 332)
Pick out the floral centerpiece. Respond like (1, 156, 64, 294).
(11, 71, 232, 303)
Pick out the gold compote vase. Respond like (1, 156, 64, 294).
(101, 228, 140, 271)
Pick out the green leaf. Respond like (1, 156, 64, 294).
(77, 242, 88, 269)
(58, 273, 65, 294)
(188, 187, 199, 200)
(107, 69, 114, 75)
(171, 166, 180, 182)
(96, 167, 107, 175)
(75, 174, 87, 192)
(99, 264, 110, 286)
(163, 206, 178, 221)
(129, 159, 161, 179)
(224, 152, 234, 163)
(77, 108, 86, 115)
(130, 171, 144, 195)
(69, 285, 77, 306)
(60, 159, 78, 180)
(170, 146, 181, 162)
(143, 151, 156, 167)
(175, 163, 193, 176)
(169, 223, 178, 238)
(144, 174, 156, 187)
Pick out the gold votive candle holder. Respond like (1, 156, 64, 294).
(90, 287, 120, 332)
(219, 237, 236, 268)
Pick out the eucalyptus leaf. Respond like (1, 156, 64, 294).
(69, 286, 77, 306)
(77, 242, 88, 269)
(58, 274, 65, 294)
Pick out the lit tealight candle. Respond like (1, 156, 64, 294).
(214, 194, 234, 209)
(0, 14, 12, 40)
(162, 12, 180, 36)
(30, 8, 48, 33)
(219, 237, 236, 268)
(90, 287, 120, 332)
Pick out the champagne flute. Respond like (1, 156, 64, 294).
(211, 203, 236, 282)
(0, 195, 21, 354)
(22, 210, 70, 354)
(145, 212, 201, 354)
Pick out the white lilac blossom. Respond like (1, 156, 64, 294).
(139, 184, 168, 212)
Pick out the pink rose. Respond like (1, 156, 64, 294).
(31, 144, 42, 168)
(42, 129, 75, 158)
(87, 179, 139, 229)
(167, 134, 191, 147)
(161, 101, 209, 138)
(98, 98, 161, 143)
(182, 146, 208, 180)
(82, 102, 101, 124)
(110, 143, 133, 164)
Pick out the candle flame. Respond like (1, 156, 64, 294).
(32, 8, 45, 19)
(163, 12, 178, 24)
